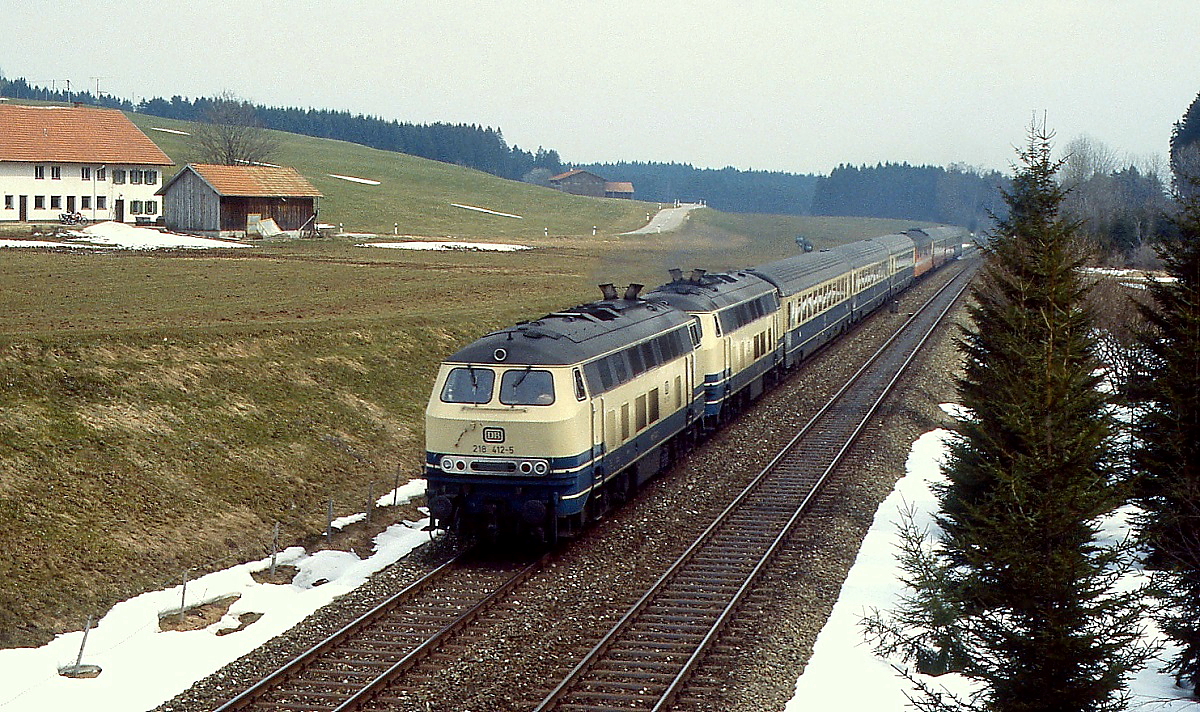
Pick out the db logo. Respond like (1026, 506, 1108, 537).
(482, 427, 505, 443)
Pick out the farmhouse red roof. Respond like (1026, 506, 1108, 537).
(0, 104, 172, 165)
(550, 169, 601, 181)
(605, 181, 634, 193)
(174, 163, 323, 197)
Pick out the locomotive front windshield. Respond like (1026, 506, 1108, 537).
(441, 366, 495, 403)
(500, 368, 555, 405)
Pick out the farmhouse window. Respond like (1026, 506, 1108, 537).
(97, 167, 106, 181)
(143, 170, 157, 185)
(50, 196, 62, 209)
(50, 166, 61, 180)
(34, 165, 45, 179)
(81, 196, 91, 209)
(81, 167, 91, 181)
(3, 195, 12, 210)
(131, 200, 143, 214)
(130, 171, 142, 185)
(113, 169, 126, 185)
(146, 200, 157, 214)
(97, 196, 107, 210)
(34, 196, 45, 209)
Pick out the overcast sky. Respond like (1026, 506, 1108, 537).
(4, 1, 1198, 176)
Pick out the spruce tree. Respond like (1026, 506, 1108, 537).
(867, 123, 1152, 712)
(1134, 184, 1200, 693)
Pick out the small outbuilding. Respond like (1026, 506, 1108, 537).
(156, 163, 322, 238)
(604, 181, 635, 199)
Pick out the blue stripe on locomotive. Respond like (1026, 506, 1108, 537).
(426, 404, 691, 519)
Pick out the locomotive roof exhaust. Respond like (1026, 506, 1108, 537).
(599, 283, 618, 300)
(689, 268, 706, 283)
(624, 283, 643, 300)
(669, 268, 683, 282)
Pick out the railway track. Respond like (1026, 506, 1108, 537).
(211, 552, 547, 712)
(207, 259, 974, 712)
(531, 260, 977, 712)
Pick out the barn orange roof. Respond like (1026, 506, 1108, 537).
(605, 181, 634, 193)
(166, 163, 323, 197)
(0, 104, 172, 165)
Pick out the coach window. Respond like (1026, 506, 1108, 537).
(441, 367, 495, 404)
(500, 368, 555, 405)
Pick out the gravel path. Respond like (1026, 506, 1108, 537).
(156, 263, 970, 712)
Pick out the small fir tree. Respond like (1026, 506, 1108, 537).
(866, 122, 1153, 712)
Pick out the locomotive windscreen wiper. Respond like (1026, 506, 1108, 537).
(513, 365, 532, 387)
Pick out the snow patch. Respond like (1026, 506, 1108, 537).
(358, 240, 530, 252)
(0, 480, 430, 712)
(71, 221, 252, 250)
(328, 174, 381, 185)
(450, 203, 523, 219)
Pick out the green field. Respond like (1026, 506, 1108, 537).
(0, 110, 932, 647)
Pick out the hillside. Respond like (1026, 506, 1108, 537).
(122, 112, 652, 238)
(0, 111, 934, 649)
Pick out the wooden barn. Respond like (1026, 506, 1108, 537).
(549, 169, 607, 198)
(156, 163, 322, 238)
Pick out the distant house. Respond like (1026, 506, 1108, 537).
(0, 104, 173, 224)
(604, 181, 635, 199)
(156, 163, 322, 238)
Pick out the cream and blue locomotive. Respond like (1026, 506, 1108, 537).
(424, 229, 963, 541)
(424, 284, 705, 540)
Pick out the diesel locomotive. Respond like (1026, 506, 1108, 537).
(424, 227, 964, 542)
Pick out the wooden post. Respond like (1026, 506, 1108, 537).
(366, 481, 375, 525)
(269, 521, 280, 577)
(326, 498, 334, 541)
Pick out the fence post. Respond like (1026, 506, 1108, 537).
(59, 615, 100, 677)
(326, 498, 334, 542)
(179, 569, 189, 615)
(366, 481, 375, 526)
(269, 521, 280, 577)
(393, 467, 401, 507)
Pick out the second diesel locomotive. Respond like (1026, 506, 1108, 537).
(424, 227, 964, 541)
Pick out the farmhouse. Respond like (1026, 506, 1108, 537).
(0, 104, 173, 224)
(157, 163, 322, 238)
(549, 169, 635, 199)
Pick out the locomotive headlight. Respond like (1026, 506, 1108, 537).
(518, 461, 533, 474)
(533, 460, 549, 475)
(440, 456, 454, 472)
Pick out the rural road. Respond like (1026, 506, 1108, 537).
(622, 203, 705, 235)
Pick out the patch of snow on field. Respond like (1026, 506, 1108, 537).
(0, 239, 89, 249)
(0, 480, 431, 712)
(450, 203, 523, 219)
(787, 409, 1196, 711)
(328, 174, 381, 185)
(358, 240, 530, 252)
(71, 222, 251, 250)
(149, 127, 191, 135)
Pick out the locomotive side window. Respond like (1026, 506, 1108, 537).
(500, 369, 555, 405)
(574, 368, 587, 401)
(441, 367, 495, 404)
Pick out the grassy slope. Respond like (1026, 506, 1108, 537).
(0, 109, 930, 647)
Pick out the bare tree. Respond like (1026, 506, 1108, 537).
(190, 91, 280, 166)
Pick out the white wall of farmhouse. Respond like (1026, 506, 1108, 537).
(0, 161, 166, 223)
